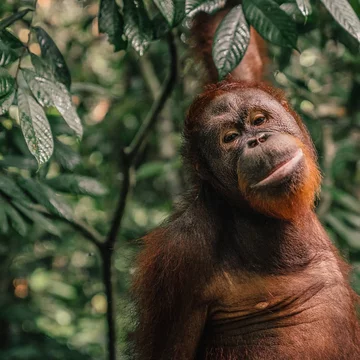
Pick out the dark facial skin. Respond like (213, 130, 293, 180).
(196, 89, 310, 199)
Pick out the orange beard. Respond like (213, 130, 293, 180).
(238, 143, 321, 221)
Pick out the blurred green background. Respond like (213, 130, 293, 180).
(0, 0, 359, 359)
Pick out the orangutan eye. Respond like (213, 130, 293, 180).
(253, 115, 266, 126)
(223, 132, 239, 143)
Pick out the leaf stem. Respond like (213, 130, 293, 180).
(14, 1, 38, 83)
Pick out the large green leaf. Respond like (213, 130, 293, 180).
(243, 0, 298, 48)
(0, 155, 37, 170)
(17, 88, 54, 166)
(12, 200, 61, 237)
(0, 67, 15, 97)
(137, 161, 167, 180)
(33, 26, 71, 88)
(0, 39, 20, 66)
(0, 9, 33, 31)
(3, 200, 27, 236)
(45, 175, 108, 196)
(320, 0, 360, 43)
(0, 197, 9, 234)
(30, 53, 55, 80)
(333, 209, 360, 229)
(0, 174, 32, 204)
(154, 0, 185, 26)
(0, 29, 24, 49)
(123, 0, 153, 55)
(22, 69, 83, 138)
(213, 5, 250, 80)
(98, 0, 127, 51)
(0, 30, 23, 69)
(296, 0, 311, 17)
(185, 0, 226, 17)
(18, 178, 74, 221)
(151, 13, 171, 39)
(53, 139, 81, 170)
(325, 213, 360, 249)
(0, 88, 15, 115)
(331, 188, 360, 214)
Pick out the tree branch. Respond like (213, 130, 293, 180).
(100, 32, 178, 360)
(103, 32, 178, 250)
(125, 32, 178, 163)
(14, 4, 37, 82)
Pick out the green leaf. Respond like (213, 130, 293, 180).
(0, 67, 15, 97)
(185, 0, 226, 17)
(243, 0, 298, 48)
(0, 39, 20, 66)
(18, 177, 74, 221)
(0, 197, 9, 234)
(30, 53, 55, 80)
(22, 69, 83, 138)
(53, 139, 81, 170)
(320, 0, 360, 43)
(17, 87, 54, 166)
(0, 88, 15, 115)
(331, 188, 360, 215)
(0, 174, 32, 204)
(295, 0, 311, 17)
(136, 161, 166, 180)
(0, 9, 33, 31)
(45, 175, 108, 196)
(213, 5, 250, 80)
(325, 213, 360, 249)
(3, 200, 27, 236)
(12, 200, 61, 237)
(333, 209, 360, 229)
(151, 13, 171, 39)
(33, 26, 71, 88)
(98, 0, 127, 51)
(123, 0, 153, 55)
(154, 0, 185, 26)
(0, 155, 37, 170)
(0, 29, 24, 49)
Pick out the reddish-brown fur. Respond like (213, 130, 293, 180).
(131, 4, 360, 360)
(192, 11, 267, 83)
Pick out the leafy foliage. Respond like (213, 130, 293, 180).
(320, 0, 360, 42)
(0, 1, 359, 359)
(23, 69, 83, 138)
(33, 26, 72, 88)
(0, 67, 15, 115)
(296, 0, 311, 17)
(213, 5, 250, 80)
(242, 0, 298, 48)
(45, 175, 108, 196)
(98, 0, 127, 51)
(17, 87, 54, 166)
(123, 0, 153, 55)
(0, 8, 33, 31)
(154, 0, 185, 27)
(185, 0, 226, 17)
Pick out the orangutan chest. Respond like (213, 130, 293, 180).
(202, 259, 346, 341)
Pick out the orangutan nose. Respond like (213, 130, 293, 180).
(247, 133, 270, 148)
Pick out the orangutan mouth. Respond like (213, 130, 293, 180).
(251, 149, 304, 189)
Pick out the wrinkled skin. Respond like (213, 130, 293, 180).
(198, 89, 308, 189)
(190, 88, 320, 220)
